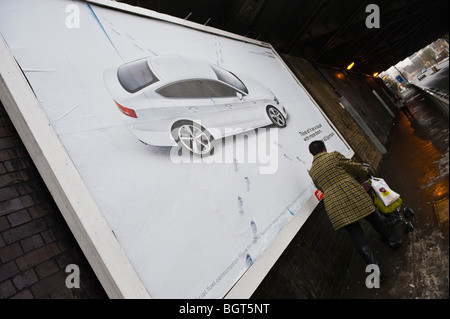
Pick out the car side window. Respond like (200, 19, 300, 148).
(157, 80, 210, 98)
(201, 80, 239, 98)
(210, 65, 248, 94)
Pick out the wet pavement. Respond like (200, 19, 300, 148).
(340, 88, 449, 299)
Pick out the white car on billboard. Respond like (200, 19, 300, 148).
(104, 55, 287, 155)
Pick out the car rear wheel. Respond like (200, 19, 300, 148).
(267, 106, 286, 127)
(171, 121, 214, 156)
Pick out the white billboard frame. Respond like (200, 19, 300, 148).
(0, 33, 149, 298)
(0, 0, 353, 299)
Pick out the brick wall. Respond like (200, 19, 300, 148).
(318, 67, 396, 147)
(281, 55, 391, 170)
(0, 101, 107, 299)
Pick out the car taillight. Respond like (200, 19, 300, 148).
(114, 100, 137, 118)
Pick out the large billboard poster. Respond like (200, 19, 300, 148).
(0, 0, 350, 298)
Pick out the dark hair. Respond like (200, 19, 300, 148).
(309, 140, 326, 156)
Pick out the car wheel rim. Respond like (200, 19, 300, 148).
(178, 124, 211, 154)
(268, 107, 285, 126)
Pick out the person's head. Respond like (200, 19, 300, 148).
(309, 140, 326, 156)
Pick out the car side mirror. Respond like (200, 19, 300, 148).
(236, 92, 243, 100)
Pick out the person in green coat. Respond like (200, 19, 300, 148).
(308, 140, 402, 280)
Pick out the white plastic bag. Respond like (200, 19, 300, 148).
(370, 177, 400, 206)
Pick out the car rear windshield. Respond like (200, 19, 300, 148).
(210, 65, 248, 94)
(117, 59, 159, 93)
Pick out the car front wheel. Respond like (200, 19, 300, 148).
(171, 121, 214, 156)
(266, 106, 286, 127)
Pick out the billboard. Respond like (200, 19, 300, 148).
(0, 0, 351, 298)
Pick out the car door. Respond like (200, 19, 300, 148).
(200, 79, 257, 128)
(155, 80, 216, 119)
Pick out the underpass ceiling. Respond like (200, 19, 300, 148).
(117, 0, 449, 74)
